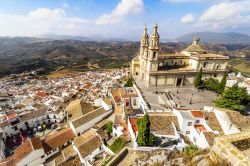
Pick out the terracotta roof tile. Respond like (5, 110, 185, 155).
(77, 136, 102, 158)
(71, 108, 106, 128)
(191, 111, 204, 118)
(43, 128, 75, 153)
(13, 139, 33, 163)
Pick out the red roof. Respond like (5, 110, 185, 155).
(191, 111, 204, 118)
(36, 91, 46, 98)
(6, 113, 17, 121)
(194, 124, 206, 132)
(129, 117, 139, 134)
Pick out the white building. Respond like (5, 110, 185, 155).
(226, 72, 250, 94)
(173, 108, 214, 149)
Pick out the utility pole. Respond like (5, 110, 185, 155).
(155, 76, 158, 94)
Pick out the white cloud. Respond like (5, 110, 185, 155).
(0, 8, 89, 36)
(181, 13, 195, 23)
(199, 1, 250, 22)
(96, 0, 144, 25)
(197, 0, 250, 29)
(62, 2, 70, 8)
(29, 8, 65, 20)
(180, 0, 250, 31)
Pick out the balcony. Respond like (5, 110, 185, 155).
(158, 64, 189, 71)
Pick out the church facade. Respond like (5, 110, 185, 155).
(131, 25, 229, 87)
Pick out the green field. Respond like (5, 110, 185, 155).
(228, 58, 250, 76)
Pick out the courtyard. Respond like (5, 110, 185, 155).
(134, 76, 218, 110)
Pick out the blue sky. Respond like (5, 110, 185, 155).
(0, 0, 250, 40)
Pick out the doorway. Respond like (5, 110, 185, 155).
(176, 77, 182, 86)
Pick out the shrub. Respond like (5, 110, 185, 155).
(214, 85, 250, 112)
(204, 78, 219, 92)
(183, 144, 199, 158)
(109, 138, 127, 153)
(106, 121, 113, 134)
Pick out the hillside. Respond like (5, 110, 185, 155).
(0, 37, 250, 77)
(0, 37, 139, 77)
(177, 32, 250, 44)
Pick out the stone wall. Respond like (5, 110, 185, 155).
(208, 131, 250, 166)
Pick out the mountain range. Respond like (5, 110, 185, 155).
(177, 32, 250, 44)
(0, 31, 250, 77)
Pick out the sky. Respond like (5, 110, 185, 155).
(0, 0, 250, 40)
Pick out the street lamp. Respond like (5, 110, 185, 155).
(190, 93, 193, 104)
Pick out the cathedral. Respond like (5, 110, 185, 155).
(131, 25, 229, 87)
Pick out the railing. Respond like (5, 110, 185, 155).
(158, 64, 189, 71)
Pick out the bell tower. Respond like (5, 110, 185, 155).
(140, 25, 149, 57)
(147, 24, 160, 72)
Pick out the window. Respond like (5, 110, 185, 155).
(203, 62, 208, 67)
(78, 133, 80, 136)
(25, 122, 28, 126)
(54, 115, 56, 119)
(196, 120, 200, 123)
(186, 131, 190, 134)
(216, 65, 221, 69)
(214, 74, 217, 78)
(193, 137, 197, 143)
(153, 52, 156, 59)
(188, 122, 192, 126)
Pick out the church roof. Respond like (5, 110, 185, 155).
(132, 56, 139, 61)
(184, 44, 206, 53)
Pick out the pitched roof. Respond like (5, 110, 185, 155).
(132, 56, 139, 61)
(0, 157, 16, 166)
(66, 99, 94, 121)
(56, 155, 81, 166)
(43, 128, 75, 153)
(73, 129, 96, 147)
(206, 112, 224, 135)
(77, 136, 102, 158)
(55, 145, 77, 165)
(14, 137, 42, 163)
(19, 109, 47, 122)
(71, 107, 106, 128)
(149, 115, 178, 136)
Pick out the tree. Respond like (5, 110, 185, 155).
(204, 78, 219, 92)
(124, 77, 133, 87)
(106, 121, 113, 134)
(137, 113, 150, 146)
(214, 85, 250, 112)
(194, 68, 202, 87)
(149, 133, 157, 146)
(218, 75, 227, 94)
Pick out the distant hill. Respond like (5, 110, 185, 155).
(39, 33, 127, 42)
(177, 32, 250, 44)
(0, 36, 250, 78)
